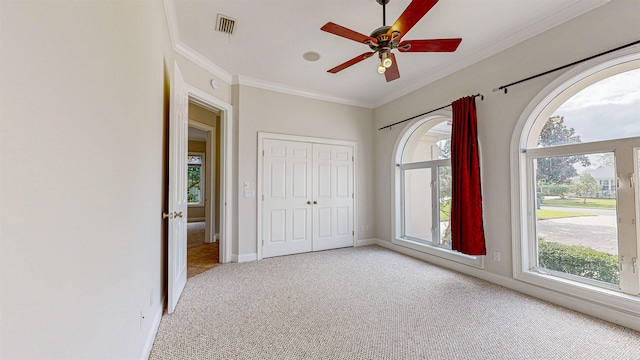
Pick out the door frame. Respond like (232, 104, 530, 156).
(256, 132, 358, 260)
(186, 85, 233, 264)
(188, 120, 215, 245)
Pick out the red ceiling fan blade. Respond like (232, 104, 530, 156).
(321, 22, 377, 45)
(384, 53, 400, 82)
(387, 0, 439, 41)
(398, 38, 462, 52)
(327, 52, 375, 73)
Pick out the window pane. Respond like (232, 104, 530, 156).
(534, 152, 619, 285)
(402, 119, 451, 163)
(538, 69, 640, 147)
(438, 165, 452, 247)
(188, 165, 202, 204)
(188, 155, 202, 165)
(403, 168, 433, 242)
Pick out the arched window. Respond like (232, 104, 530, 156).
(393, 113, 481, 267)
(513, 53, 640, 302)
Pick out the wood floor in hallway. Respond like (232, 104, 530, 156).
(187, 242, 219, 278)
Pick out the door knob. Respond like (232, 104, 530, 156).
(307, 201, 311, 205)
(313, 201, 318, 205)
(174, 211, 183, 218)
(162, 212, 174, 219)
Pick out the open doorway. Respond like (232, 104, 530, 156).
(187, 102, 221, 278)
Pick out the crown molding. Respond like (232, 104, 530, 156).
(233, 75, 374, 109)
(371, 0, 611, 108)
(175, 42, 233, 84)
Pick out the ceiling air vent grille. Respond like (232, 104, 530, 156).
(216, 14, 236, 35)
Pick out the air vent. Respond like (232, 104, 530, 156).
(216, 14, 236, 35)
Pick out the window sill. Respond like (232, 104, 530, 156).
(516, 268, 640, 317)
(392, 237, 484, 269)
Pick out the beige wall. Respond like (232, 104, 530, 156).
(0, 0, 170, 358)
(236, 85, 375, 257)
(373, 0, 640, 327)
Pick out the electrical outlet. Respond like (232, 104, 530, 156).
(493, 251, 501, 262)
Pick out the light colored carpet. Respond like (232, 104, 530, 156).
(150, 246, 640, 359)
(187, 222, 205, 248)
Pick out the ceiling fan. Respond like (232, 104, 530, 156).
(321, 0, 462, 82)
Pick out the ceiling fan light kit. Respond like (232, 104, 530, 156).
(321, 0, 461, 82)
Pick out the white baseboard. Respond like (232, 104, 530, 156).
(140, 294, 166, 360)
(231, 253, 258, 263)
(356, 238, 377, 247)
(374, 239, 640, 332)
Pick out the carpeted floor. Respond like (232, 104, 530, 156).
(150, 246, 640, 359)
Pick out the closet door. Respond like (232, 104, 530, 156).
(312, 144, 354, 251)
(262, 139, 313, 258)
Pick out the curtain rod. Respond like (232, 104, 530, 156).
(377, 93, 483, 131)
(493, 39, 640, 94)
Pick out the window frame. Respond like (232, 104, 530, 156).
(187, 152, 205, 207)
(511, 49, 640, 316)
(392, 113, 483, 268)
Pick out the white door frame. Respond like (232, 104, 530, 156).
(257, 132, 357, 260)
(186, 85, 233, 264)
(188, 120, 215, 245)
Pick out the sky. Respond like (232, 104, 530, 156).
(551, 68, 640, 144)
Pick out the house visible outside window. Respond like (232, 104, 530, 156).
(188, 153, 204, 206)
(515, 60, 640, 301)
(393, 115, 482, 267)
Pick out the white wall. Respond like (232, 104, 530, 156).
(0, 1, 169, 358)
(373, 0, 640, 327)
(236, 85, 375, 258)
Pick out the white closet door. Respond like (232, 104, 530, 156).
(312, 144, 354, 251)
(262, 139, 313, 258)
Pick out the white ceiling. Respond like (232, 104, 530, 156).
(168, 0, 609, 108)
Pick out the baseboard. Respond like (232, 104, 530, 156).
(231, 253, 258, 263)
(140, 294, 166, 360)
(374, 239, 640, 332)
(356, 238, 377, 247)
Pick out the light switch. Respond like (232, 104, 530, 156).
(244, 189, 256, 198)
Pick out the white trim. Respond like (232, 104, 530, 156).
(356, 238, 377, 247)
(188, 120, 217, 244)
(257, 132, 358, 261)
(176, 43, 233, 84)
(185, 84, 234, 264)
(232, 253, 258, 263)
(510, 48, 640, 319)
(233, 75, 372, 109)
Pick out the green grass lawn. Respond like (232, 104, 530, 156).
(541, 197, 616, 210)
(536, 209, 597, 220)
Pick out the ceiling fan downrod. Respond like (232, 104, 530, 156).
(377, 0, 390, 26)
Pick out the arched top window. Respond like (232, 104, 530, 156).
(530, 67, 640, 149)
(393, 113, 481, 267)
(514, 53, 640, 302)
(401, 118, 452, 164)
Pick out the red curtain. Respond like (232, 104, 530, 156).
(450, 96, 486, 256)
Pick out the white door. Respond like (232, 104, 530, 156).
(261, 139, 354, 258)
(262, 139, 313, 258)
(313, 144, 354, 251)
(167, 62, 188, 314)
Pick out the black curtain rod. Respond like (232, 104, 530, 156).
(377, 93, 483, 131)
(494, 39, 640, 94)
